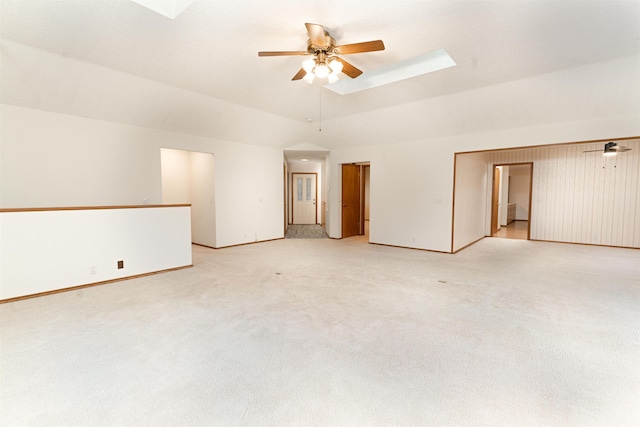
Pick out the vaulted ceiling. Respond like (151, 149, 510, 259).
(1, 0, 639, 149)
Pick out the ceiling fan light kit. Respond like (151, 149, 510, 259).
(583, 141, 632, 156)
(258, 23, 385, 83)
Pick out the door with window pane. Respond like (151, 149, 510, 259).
(292, 173, 317, 224)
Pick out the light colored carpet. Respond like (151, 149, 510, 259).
(1, 237, 639, 426)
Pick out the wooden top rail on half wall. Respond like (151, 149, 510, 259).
(0, 204, 191, 213)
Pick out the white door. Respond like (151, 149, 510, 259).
(292, 173, 316, 224)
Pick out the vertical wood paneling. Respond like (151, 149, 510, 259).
(601, 154, 617, 246)
(536, 148, 547, 240)
(581, 144, 597, 244)
(553, 146, 566, 241)
(571, 145, 585, 243)
(547, 147, 558, 241)
(529, 150, 538, 238)
(480, 139, 639, 248)
(611, 152, 627, 245)
(631, 144, 640, 247)
(591, 150, 606, 245)
(549, 146, 558, 240)
(562, 145, 576, 242)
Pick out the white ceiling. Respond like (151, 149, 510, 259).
(1, 0, 639, 150)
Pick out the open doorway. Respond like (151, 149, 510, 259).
(285, 153, 327, 239)
(363, 164, 370, 238)
(160, 148, 216, 248)
(490, 163, 533, 240)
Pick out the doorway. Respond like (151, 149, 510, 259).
(292, 173, 317, 224)
(283, 163, 288, 234)
(160, 148, 216, 247)
(341, 163, 370, 239)
(363, 164, 370, 238)
(490, 163, 533, 240)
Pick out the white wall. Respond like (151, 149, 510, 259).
(489, 139, 640, 247)
(161, 149, 192, 204)
(453, 152, 490, 252)
(1, 105, 162, 207)
(0, 206, 192, 300)
(1, 41, 307, 149)
(328, 142, 453, 252)
(190, 152, 216, 247)
(508, 165, 531, 220)
(0, 105, 283, 248)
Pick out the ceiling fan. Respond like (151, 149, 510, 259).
(583, 142, 632, 157)
(258, 23, 385, 83)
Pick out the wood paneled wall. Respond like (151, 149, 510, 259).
(490, 139, 640, 248)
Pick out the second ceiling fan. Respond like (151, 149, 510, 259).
(583, 142, 632, 156)
(258, 23, 385, 83)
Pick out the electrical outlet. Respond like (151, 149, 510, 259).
(90, 266, 97, 275)
(117, 260, 124, 269)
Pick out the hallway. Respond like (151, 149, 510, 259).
(494, 220, 528, 240)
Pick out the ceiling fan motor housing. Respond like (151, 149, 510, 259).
(308, 35, 336, 55)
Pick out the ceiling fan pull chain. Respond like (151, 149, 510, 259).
(319, 87, 322, 132)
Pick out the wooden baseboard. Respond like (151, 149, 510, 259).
(0, 265, 193, 304)
(529, 239, 639, 250)
(368, 241, 451, 254)
(214, 237, 284, 249)
(452, 236, 486, 254)
(192, 242, 216, 250)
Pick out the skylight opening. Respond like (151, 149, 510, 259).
(325, 49, 456, 95)
(130, 0, 195, 19)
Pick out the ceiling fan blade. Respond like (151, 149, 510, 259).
(334, 57, 363, 78)
(305, 23, 327, 47)
(292, 68, 306, 81)
(583, 149, 604, 153)
(611, 145, 631, 152)
(335, 40, 385, 55)
(258, 51, 308, 57)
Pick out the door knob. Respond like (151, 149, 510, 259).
(342, 204, 347, 207)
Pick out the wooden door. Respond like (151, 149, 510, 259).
(491, 166, 501, 235)
(342, 164, 360, 238)
(292, 173, 317, 224)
